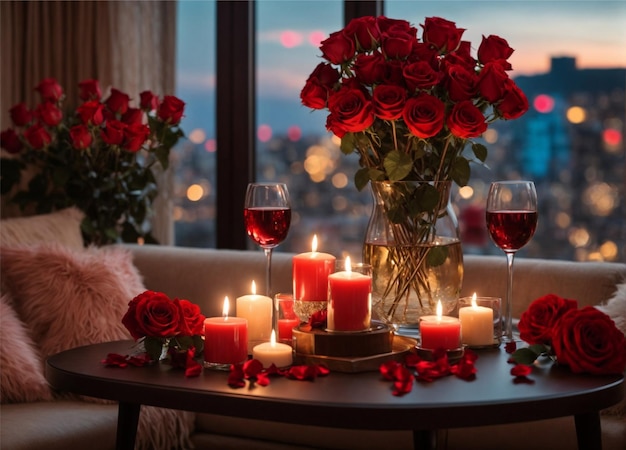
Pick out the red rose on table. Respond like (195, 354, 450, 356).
(35, 78, 63, 102)
(10, 103, 32, 127)
(552, 306, 626, 375)
(177, 299, 206, 336)
(70, 124, 92, 149)
(320, 30, 356, 65)
(77, 100, 105, 126)
(0, 129, 23, 153)
(78, 79, 102, 101)
(497, 79, 529, 120)
(518, 294, 578, 345)
(36, 102, 63, 127)
(122, 290, 181, 339)
(327, 87, 375, 134)
(105, 88, 130, 115)
(477, 35, 514, 68)
(23, 123, 51, 149)
(447, 101, 487, 139)
(157, 95, 185, 125)
(372, 85, 406, 120)
(421, 16, 465, 53)
(402, 93, 445, 138)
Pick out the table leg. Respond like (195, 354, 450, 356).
(574, 412, 601, 450)
(116, 402, 141, 450)
(413, 429, 437, 450)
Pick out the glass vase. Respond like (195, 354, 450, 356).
(363, 181, 464, 334)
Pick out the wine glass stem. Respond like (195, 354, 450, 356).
(264, 248, 275, 331)
(504, 251, 515, 342)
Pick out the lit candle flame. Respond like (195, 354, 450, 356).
(471, 292, 478, 308)
(270, 329, 277, 346)
(222, 296, 230, 318)
(311, 234, 318, 253)
(436, 300, 442, 321)
(345, 255, 351, 273)
(251, 280, 256, 295)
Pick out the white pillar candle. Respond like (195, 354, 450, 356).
(459, 293, 494, 346)
(252, 330, 293, 368)
(236, 280, 272, 353)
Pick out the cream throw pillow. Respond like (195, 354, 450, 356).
(0, 207, 84, 249)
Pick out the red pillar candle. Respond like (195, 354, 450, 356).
(293, 235, 336, 301)
(275, 293, 300, 343)
(327, 256, 372, 332)
(419, 301, 461, 350)
(204, 297, 248, 368)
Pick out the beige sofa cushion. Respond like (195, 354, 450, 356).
(0, 207, 84, 249)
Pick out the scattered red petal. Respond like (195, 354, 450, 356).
(380, 360, 402, 381)
(228, 363, 246, 388)
(256, 372, 271, 386)
(102, 353, 129, 367)
(511, 364, 533, 377)
(243, 359, 264, 379)
(505, 341, 517, 354)
(185, 359, 202, 377)
(127, 354, 151, 366)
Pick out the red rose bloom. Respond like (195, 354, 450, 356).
(477, 62, 510, 103)
(354, 52, 386, 85)
(78, 79, 102, 101)
(327, 88, 375, 133)
(518, 294, 578, 345)
(421, 17, 465, 53)
(320, 30, 356, 65)
(123, 123, 150, 152)
(177, 299, 205, 336)
(447, 101, 487, 139)
(35, 78, 63, 102)
(300, 79, 329, 110)
(139, 90, 159, 111)
(402, 93, 445, 138)
(477, 35, 514, 69)
(372, 84, 406, 121)
(403, 61, 442, 91)
(69, 124, 92, 149)
(380, 24, 417, 59)
(36, 102, 63, 127)
(105, 88, 131, 115)
(552, 307, 626, 375)
(9, 103, 32, 127)
(122, 107, 144, 126)
(157, 95, 185, 125)
(101, 119, 127, 146)
(444, 64, 477, 102)
(0, 129, 23, 153)
(344, 16, 380, 51)
(23, 123, 51, 149)
(76, 100, 104, 126)
(497, 79, 529, 120)
(445, 41, 476, 71)
(122, 291, 181, 339)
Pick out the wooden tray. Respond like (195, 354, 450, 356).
(293, 335, 416, 373)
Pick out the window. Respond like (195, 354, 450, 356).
(175, 0, 625, 262)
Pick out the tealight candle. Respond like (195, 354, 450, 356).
(459, 293, 494, 347)
(327, 256, 372, 332)
(292, 235, 336, 302)
(204, 297, 248, 369)
(420, 300, 461, 350)
(236, 281, 272, 353)
(252, 330, 293, 368)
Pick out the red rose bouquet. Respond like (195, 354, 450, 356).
(0, 78, 185, 245)
(300, 15, 528, 191)
(121, 290, 205, 362)
(510, 294, 626, 375)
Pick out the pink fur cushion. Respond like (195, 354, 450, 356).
(0, 243, 194, 449)
(0, 292, 53, 403)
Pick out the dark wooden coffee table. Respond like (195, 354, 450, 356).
(45, 340, 623, 450)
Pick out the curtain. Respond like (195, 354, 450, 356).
(1, 0, 177, 244)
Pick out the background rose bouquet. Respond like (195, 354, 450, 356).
(0, 78, 185, 246)
(511, 294, 626, 375)
(122, 290, 205, 363)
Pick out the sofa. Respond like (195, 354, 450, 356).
(1, 210, 625, 450)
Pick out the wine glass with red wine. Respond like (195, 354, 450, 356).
(244, 183, 291, 297)
(486, 181, 538, 342)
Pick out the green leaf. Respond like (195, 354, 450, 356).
(416, 183, 440, 212)
(426, 245, 448, 267)
(354, 167, 375, 191)
(510, 348, 540, 365)
(451, 156, 470, 187)
(340, 133, 356, 155)
(383, 150, 413, 181)
(144, 337, 165, 361)
(0, 158, 22, 194)
(471, 143, 488, 162)
(192, 335, 204, 355)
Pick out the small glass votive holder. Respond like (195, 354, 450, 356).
(327, 260, 372, 333)
(458, 296, 502, 349)
(275, 293, 300, 345)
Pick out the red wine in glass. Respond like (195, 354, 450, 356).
(486, 210, 538, 251)
(244, 207, 291, 248)
(486, 181, 537, 343)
